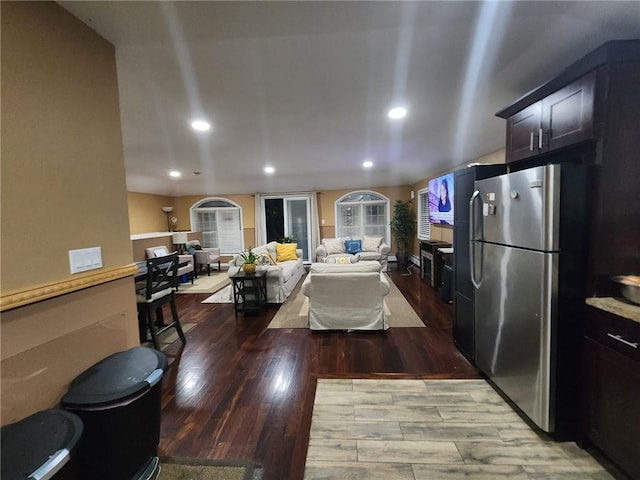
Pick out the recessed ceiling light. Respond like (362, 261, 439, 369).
(190, 119, 211, 132)
(264, 166, 275, 174)
(363, 160, 373, 168)
(169, 170, 181, 177)
(387, 107, 408, 120)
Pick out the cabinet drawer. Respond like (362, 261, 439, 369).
(585, 305, 640, 361)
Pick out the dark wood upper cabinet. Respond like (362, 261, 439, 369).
(504, 72, 595, 163)
(496, 40, 640, 294)
(542, 71, 595, 152)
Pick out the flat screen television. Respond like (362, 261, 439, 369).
(428, 172, 454, 226)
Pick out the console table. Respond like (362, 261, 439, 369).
(230, 270, 267, 317)
(419, 240, 451, 288)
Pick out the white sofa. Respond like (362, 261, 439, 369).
(227, 241, 305, 303)
(315, 236, 390, 271)
(301, 261, 390, 331)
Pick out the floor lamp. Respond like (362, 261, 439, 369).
(161, 206, 173, 231)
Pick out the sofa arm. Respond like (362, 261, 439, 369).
(315, 244, 328, 262)
(178, 254, 194, 265)
(378, 242, 390, 256)
(296, 248, 303, 259)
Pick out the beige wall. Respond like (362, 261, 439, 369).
(1, 2, 138, 423)
(129, 187, 413, 254)
(128, 192, 174, 235)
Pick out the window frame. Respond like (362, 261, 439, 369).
(417, 187, 431, 241)
(334, 190, 391, 243)
(190, 197, 244, 255)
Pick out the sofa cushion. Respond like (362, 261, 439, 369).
(310, 261, 380, 274)
(323, 238, 345, 255)
(345, 239, 362, 254)
(276, 242, 298, 261)
(363, 236, 383, 252)
(357, 251, 381, 262)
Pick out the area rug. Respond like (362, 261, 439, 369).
(202, 285, 233, 303)
(267, 274, 424, 329)
(175, 271, 230, 294)
(158, 457, 263, 480)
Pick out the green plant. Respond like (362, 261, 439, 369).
(390, 200, 415, 259)
(239, 247, 258, 264)
(281, 235, 296, 243)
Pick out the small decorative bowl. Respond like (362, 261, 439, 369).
(611, 275, 640, 305)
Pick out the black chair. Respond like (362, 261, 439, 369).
(136, 253, 186, 350)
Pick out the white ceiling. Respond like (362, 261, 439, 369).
(58, 1, 640, 197)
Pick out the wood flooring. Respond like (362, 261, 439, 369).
(159, 265, 480, 480)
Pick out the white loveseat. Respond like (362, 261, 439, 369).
(301, 261, 390, 331)
(315, 236, 390, 271)
(227, 241, 305, 303)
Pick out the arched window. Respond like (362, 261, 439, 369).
(191, 198, 243, 255)
(335, 191, 390, 243)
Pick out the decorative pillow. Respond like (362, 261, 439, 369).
(345, 239, 362, 254)
(323, 238, 345, 255)
(324, 255, 359, 264)
(252, 245, 269, 256)
(363, 236, 383, 252)
(276, 242, 298, 262)
(266, 253, 278, 265)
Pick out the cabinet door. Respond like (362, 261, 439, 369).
(583, 338, 640, 479)
(506, 102, 542, 163)
(541, 71, 595, 152)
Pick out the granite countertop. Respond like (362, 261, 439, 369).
(586, 297, 640, 323)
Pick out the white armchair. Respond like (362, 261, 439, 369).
(301, 261, 390, 331)
(145, 246, 194, 285)
(186, 240, 221, 276)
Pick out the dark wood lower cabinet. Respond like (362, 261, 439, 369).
(582, 306, 640, 480)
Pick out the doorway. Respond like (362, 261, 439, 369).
(262, 196, 311, 261)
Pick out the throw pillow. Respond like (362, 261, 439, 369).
(276, 243, 298, 262)
(323, 238, 345, 255)
(345, 239, 362, 254)
(336, 256, 351, 264)
(266, 253, 278, 265)
(363, 235, 383, 252)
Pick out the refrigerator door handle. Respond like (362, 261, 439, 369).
(469, 190, 482, 289)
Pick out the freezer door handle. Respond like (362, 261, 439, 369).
(470, 190, 482, 289)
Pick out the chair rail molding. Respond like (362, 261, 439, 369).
(0, 264, 139, 311)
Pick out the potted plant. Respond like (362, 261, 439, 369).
(390, 199, 415, 266)
(281, 235, 296, 244)
(239, 247, 258, 273)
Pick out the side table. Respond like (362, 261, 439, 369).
(230, 270, 267, 317)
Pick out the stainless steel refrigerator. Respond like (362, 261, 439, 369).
(471, 163, 588, 438)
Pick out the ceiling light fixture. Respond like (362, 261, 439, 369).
(169, 170, 181, 177)
(387, 106, 408, 120)
(363, 160, 373, 168)
(190, 119, 211, 132)
(264, 166, 275, 174)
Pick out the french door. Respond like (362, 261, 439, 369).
(262, 196, 312, 261)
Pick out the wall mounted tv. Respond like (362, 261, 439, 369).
(428, 172, 454, 226)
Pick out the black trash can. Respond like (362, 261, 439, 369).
(1, 409, 83, 480)
(61, 347, 167, 480)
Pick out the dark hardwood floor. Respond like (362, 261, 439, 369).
(159, 264, 480, 479)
